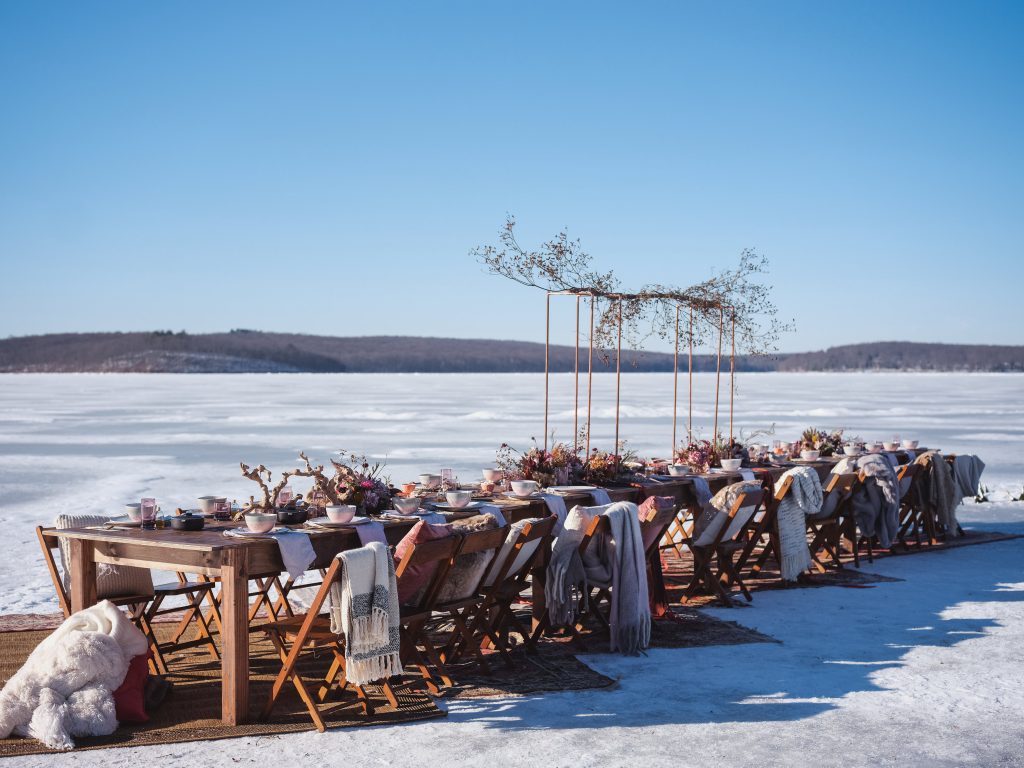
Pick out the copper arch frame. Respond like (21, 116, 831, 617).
(542, 290, 737, 461)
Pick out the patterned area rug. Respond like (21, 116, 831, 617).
(0, 627, 444, 758)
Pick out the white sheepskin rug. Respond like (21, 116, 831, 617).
(0, 600, 149, 750)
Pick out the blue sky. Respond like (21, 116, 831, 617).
(1, 1, 1021, 353)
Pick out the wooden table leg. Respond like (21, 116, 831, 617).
(220, 547, 249, 725)
(69, 539, 98, 613)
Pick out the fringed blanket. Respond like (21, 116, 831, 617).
(545, 502, 651, 655)
(953, 454, 986, 503)
(329, 541, 402, 686)
(776, 467, 820, 581)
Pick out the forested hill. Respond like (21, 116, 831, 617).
(0, 332, 1021, 373)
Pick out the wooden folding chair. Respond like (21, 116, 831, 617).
(732, 478, 787, 582)
(36, 526, 219, 674)
(895, 463, 932, 547)
(806, 473, 860, 570)
(680, 489, 767, 606)
(396, 534, 463, 695)
(259, 555, 402, 731)
(453, 516, 556, 659)
(430, 524, 509, 673)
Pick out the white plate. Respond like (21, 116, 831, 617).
(106, 515, 174, 527)
(503, 491, 542, 500)
(432, 501, 487, 511)
(305, 516, 371, 529)
(545, 486, 597, 494)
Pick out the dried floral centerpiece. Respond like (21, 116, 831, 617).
(239, 450, 392, 518)
(674, 439, 713, 474)
(495, 438, 582, 487)
(580, 441, 638, 486)
(799, 427, 845, 457)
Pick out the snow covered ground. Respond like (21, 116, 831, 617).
(1, 372, 1022, 766)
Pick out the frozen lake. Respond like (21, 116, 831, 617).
(0, 371, 1021, 612)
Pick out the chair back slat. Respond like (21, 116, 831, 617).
(693, 490, 764, 548)
(481, 516, 555, 589)
(395, 534, 462, 613)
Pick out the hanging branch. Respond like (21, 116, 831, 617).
(473, 216, 793, 359)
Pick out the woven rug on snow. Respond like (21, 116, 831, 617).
(0, 626, 444, 758)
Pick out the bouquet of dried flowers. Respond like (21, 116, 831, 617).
(800, 427, 845, 457)
(580, 442, 638, 486)
(674, 440, 714, 473)
(496, 438, 582, 487)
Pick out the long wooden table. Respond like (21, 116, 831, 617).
(50, 519, 414, 725)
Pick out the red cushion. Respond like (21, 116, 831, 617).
(394, 519, 454, 605)
(113, 651, 150, 724)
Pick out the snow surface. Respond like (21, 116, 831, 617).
(1, 372, 1022, 766)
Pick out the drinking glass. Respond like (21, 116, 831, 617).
(140, 497, 157, 530)
(276, 485, 293, 508)
(213, 498, 231, 521)
(441, 468, 454, 492)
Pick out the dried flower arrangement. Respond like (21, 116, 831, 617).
(580, 441, 638, 486)
(800, 427, 845, 457)
(496, 438, 582, 487)
(238, 450, 392, 518)
(674, 440, 714, 474)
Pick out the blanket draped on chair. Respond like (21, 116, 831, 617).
(328, 541, 402, 686)
(0, 601, 149, 751)
(545, 502, 651, 654)
(850, 454, 900, 548)
(914, 451, 960, 533)
(952, 454, 986, 504)
(776, 467, 820, 581)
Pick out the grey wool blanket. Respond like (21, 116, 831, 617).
(328, 541, 402, 686)
(953, 454, 986, 503)
(914, 451, 961, 531)
(546, 502, 651, 654)
(851, 454, 901, 548)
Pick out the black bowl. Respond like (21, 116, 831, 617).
(276, 508, 308, 525)
(171, 514, 205, 531)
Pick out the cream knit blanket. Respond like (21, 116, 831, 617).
(329, 542, 402, 686)
(776, 467, 820, 581)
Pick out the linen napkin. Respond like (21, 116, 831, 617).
(883, 452, 900, 471)
(479, 504, 508, 527)
(356, 520, 388, 546)
(589, 488, 612, 505)
(381, 511, 446, 525)
(905, 449, 917, 462)
(223, 527, 316, 580)
(739, 469, 756, 481)
(690, 476, 713, 507)
(540, 493, 569, 535)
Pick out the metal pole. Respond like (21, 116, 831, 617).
(687, 306, 693, 444)
(712, 306, 724, 458)
(730, 309, 736, 444)
(614, 299, 622, 457)
(672, 304, 680, 459)
(586, 296, 594, 456)
(544, 292, 550, 452)
(574, 295, 580, 454)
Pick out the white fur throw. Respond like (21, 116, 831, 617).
(0, 601, 149, 750)
(328, 542, 402, 686)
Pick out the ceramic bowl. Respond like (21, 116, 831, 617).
(902, 439, 919, 449)
(800, 450, 821, 461)
(197, 496, 218, 514)
(419, 474, 441, 489)
(482, 468, 503, 483)
(720, 458, 743, 471)
(124, 503, 142, 521)
(445, 490, 473, 508)
(868, 443, 883, 453)
(392, 497, 421, 515)
(667, 464, 688, 476)
(883, 442, 899, 451)
(510, 480, 539, 497)
(325, 505, 357, 523)
(244, 513, 277, 533)
(843, 444, 860, 456)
